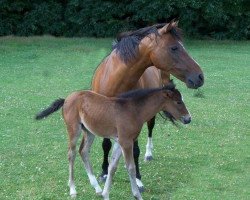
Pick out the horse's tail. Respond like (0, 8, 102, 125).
(35, 98, 65, 120)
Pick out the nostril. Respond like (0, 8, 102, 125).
(199, 74, 204, 82)
(188, 79, 194, 86)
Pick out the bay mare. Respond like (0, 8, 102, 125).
(92, 20, 204, 189)
(35, 83, 191, 199)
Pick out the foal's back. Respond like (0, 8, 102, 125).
(63, 91, 118, 138)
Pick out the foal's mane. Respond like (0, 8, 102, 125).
(118, 81, 176, 101)
(118, 81, 178, 124)
(113, 23, 182, 64)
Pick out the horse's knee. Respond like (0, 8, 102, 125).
(147, 117, 155, 137)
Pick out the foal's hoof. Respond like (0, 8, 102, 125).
(144, 155, 153, 161)
(98, 173, 108, 183)
(96, 190, 103, 196)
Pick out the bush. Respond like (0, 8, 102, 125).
(0, 0, 249, 39)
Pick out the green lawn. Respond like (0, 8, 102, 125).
(0, 36, 249, 200)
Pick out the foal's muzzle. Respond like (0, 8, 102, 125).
(186, 73, 204, 89)
(181, 115, 191, 124)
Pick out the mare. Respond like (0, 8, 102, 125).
(91, 20, 204, 190)
(35, 82, 191, 199)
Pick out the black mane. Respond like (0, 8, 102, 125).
(112, 23, 182, 64)
(118, 81, 176, 101)
(118, 88, 162, 100)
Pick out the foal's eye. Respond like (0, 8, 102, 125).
(176, 101, 182, 105)
(171, 46, 178, 52)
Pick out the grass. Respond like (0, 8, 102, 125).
(0, 36, 249, 200)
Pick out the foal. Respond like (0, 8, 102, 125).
(35, 83, 191, 199)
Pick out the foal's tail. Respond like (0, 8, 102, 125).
(35, 98, 65, 120)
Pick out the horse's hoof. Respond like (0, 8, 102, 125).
(138, 186, 145, 193)
(99, 173, 107, 183)
(136, 178, 145, 193)
(144, 155, 153, 161)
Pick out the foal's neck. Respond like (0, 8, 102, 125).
(136, 91, 165, 123)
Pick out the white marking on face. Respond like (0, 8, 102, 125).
(178, 41, 184, 49)
(178, 41, 200, 66)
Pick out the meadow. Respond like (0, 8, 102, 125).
(0, 36, 249, 200)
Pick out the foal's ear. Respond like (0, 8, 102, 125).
(163, 90, 174, 98)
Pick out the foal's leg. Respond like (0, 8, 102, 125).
(102, 142, 122, 200)
(122, 140, 143, 200)
(144, 117, 155, 161)
(99, 138, 112, 182)
(79, 131, 102, 195)
(67, 124, 81, 197)
(133, 140, 144, 192)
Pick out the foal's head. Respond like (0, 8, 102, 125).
(161, 83, 191, 124)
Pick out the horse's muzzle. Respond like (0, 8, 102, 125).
(186, 73, 204, 89)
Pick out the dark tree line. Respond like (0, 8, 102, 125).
(0, 0, 249, 39)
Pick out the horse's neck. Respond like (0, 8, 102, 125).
(93, 51, 152, 96)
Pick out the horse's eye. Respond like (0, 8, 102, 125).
(176, 101, 182, 105)
(171, 46, 178, 51)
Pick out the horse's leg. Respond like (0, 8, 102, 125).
(67, 124, 81, 198)
(99, 138, 112, 182)
(79, 131, 102, 195)
(144, 116, 155, 161)
(133, 140, 144, 193)
(122, 140, 143, 200)
(102, 142, 122, 200)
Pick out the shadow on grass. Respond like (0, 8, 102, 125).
(141, 154, 209, 199)
(193, 89, 205, 98)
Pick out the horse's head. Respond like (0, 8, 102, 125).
(149, 21, 204, 89)
(161, 82, 191, 124)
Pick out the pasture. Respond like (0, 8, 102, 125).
(0, 36, 249, 199)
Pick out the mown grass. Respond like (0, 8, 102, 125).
(0, 36, 249, 200)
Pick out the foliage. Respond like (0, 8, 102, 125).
(0, 0, 249, 39)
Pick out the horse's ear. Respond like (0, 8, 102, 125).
(173, 20, 179, 26)
(159, 19, 179, 35)
(159, 23, 172, 35)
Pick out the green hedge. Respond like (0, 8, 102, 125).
(0, 0, 249, 39)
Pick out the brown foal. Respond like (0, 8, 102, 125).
(35, 82, 191, 200)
